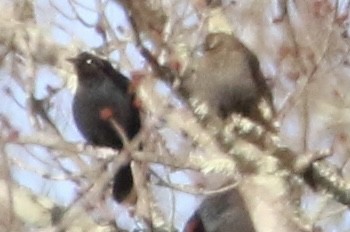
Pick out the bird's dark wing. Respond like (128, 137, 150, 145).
(101, 59, 130, 93)
(247, 51, 274, 107)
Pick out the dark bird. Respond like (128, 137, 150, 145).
(180, 32, 274, 127)
(184, 190, 256, 232)
(68, 52, 141, 203)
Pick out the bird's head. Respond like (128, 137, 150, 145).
(203, 32, 243, 53)
(67, 52, 109, 80)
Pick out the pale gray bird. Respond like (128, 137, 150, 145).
(180, 32, 274, 127)
(184, 189, 256, 232)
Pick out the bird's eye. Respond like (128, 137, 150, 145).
(86, 59, 93, 64)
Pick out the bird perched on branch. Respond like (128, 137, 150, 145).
(180, 32, 274, 127)
(184, 189, 256, 232)
(68, 52, 141, 203)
